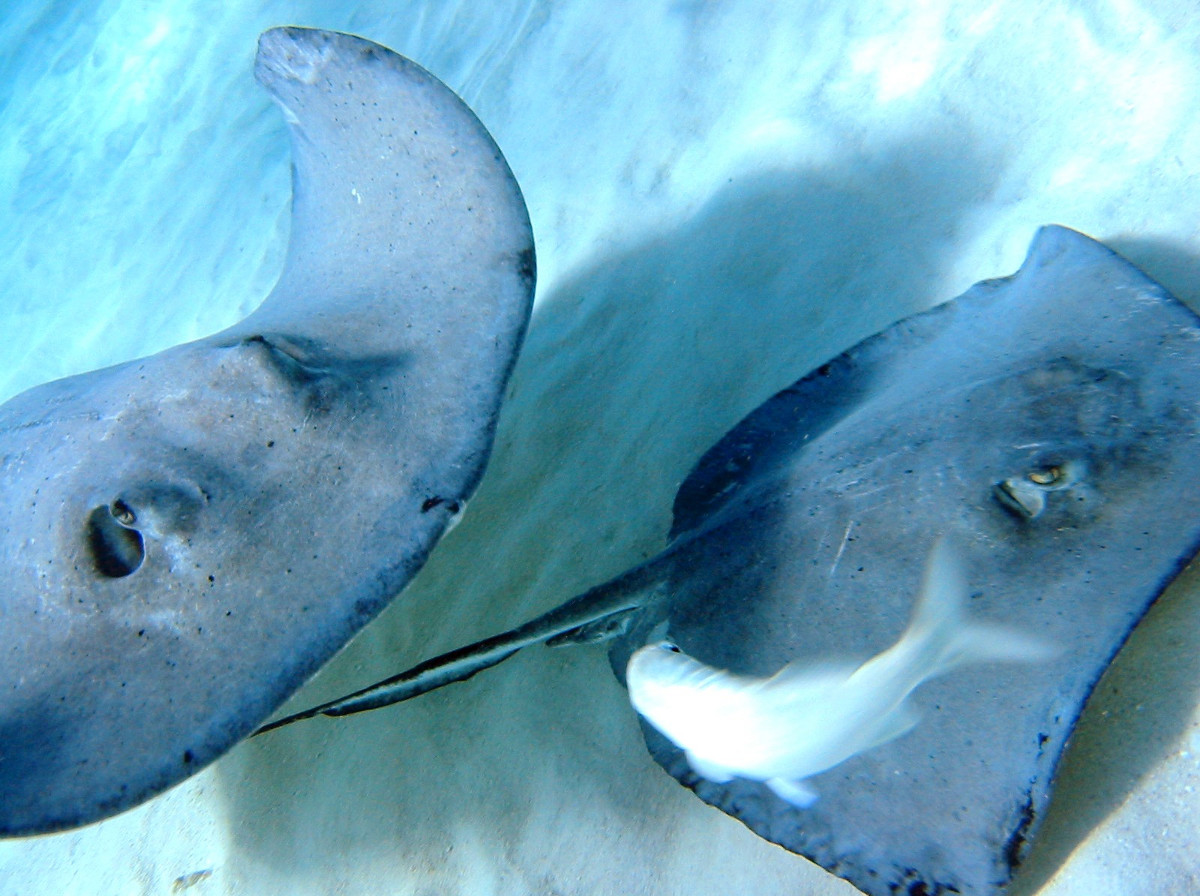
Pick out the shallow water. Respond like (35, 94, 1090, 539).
(2, 1, 1200, 893)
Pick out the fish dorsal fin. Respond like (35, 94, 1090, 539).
(765, 659, 856, 690)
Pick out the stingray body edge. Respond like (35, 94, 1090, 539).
(231, 220, 1200, 889)
(0, 28, 534, 836)
(612, 225, 1200, 895)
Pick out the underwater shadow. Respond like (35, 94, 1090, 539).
(214, 126, 1199, 891)
(218, 126, 1002, 880)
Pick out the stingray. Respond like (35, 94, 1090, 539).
(260, 226, 1200, 895)
(0, 27, 534, 836)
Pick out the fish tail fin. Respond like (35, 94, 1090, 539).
(908, 537, 1056, 678)
(931, 620, 1058, 680)
(907, 536, 969, 638)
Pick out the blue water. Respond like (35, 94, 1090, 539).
(3, 2, 1200, 894)
(0, 1, 543, 401)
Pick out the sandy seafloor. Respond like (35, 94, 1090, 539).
(2, 0, 1200, 893)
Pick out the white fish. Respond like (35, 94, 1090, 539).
(625, 538, 1053, 807)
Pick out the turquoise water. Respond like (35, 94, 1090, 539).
(0, 0, 878, 403)
(2, 2, 1200, 894)
(11, 1, 1197, 407)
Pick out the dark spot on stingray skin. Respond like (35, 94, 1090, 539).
(421, 496, 462, 515)
(1003, 796, 1037, 871)
(516, 247, 536, 286)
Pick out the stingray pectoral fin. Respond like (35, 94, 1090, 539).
(249, 27, 535, 350)
(0, 27, 535, 837)
(608, 226, 1200, 894)
(256, 555, 671, 734)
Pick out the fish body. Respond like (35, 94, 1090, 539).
(625, 539, 1050, 806)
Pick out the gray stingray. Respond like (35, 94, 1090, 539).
(0, 27, 534, 836)
(259, 226, 1200, 895)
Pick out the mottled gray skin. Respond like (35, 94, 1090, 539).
(0, 27, 534, 836)
(610, 226, 1200, 895)
(272, 227, 1200, 896)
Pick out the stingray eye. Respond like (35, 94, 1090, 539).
(1028, 465, 1062, 486)
(995, 458, 1084, 519)
(86, 503, 145, 578)
(663, 642, 682, 653)
(111, 499, 137, 526)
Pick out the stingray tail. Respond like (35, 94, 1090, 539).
(254, 552, 671, 735)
